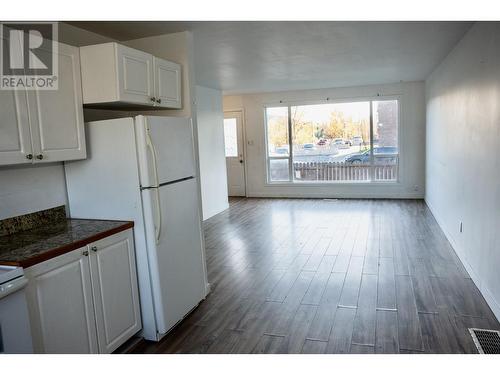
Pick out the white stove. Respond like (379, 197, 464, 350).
(0, 265, 33, 353)
(0, 265, 24, 285)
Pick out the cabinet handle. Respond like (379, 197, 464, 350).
(150, 97, 156, 103)
(156, 98, 161, 104)
(36, 154, 44, 160)
(26, 154, 33, 160)
(91, 246, 98, 252)
(83, 250, 89, 257)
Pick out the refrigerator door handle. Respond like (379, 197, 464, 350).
(146, 128, 162, 243)
(154, 188, 162, 244)
(146, 128, 160, 188)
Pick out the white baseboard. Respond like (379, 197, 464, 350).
(425, 198, 500, 322)
(248, 191, 424, 199)
(202, 203, 230, 221)
(204, 283, 211, 298)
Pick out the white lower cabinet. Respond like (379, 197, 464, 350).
(24, 229, 141, 354)
(24, 246, 99, 353)
(89, 230, 141, 353)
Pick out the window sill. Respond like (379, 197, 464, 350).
(264, 180, 400, 188)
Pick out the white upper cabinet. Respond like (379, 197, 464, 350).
(154, 56, 182, 109)
(80, 42, 182, 109)
(27, 43, 86, 163)
(0, 42, 86, 166)
(116, 44, 155, 105)
(0, 90, 32, 164)
(0, 27, 31, 165)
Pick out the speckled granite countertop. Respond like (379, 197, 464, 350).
(0, 216, 133, 268)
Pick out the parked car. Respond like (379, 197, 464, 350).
(344, 146, 398, 164)
(333, 138, 349, 149)
(274, 146, 289, 155)
(303, 143, 315, 150)
(317, 139, 327, 146)
(352, 136, 363, 145)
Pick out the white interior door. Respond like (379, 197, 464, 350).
(224, 111, 246, 196)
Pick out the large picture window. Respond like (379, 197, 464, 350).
(265, 99, 399, 183)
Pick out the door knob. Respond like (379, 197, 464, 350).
(239, 160, 244, 164)
(36, 154, 43, 160)
(156, 98, 162, 104)
(91, 246, 97, 252)
(26, 154, 33, 160)
(82, 250, 89, 257)
(150, 97, 156, 103)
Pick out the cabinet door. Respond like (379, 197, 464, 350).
(153, 57, 182, 108)
(24, 248, 98, 354)
(27, 42, 86, 163)
(0, 89, 33, 165)
(116, 44, 155, 105)
(89, 229, 141, 354)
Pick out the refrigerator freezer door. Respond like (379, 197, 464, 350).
(141, 178, 206, 335)
(135, 116, 196, 188)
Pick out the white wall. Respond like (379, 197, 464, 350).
(0, 164, 68, 220)
(425, 22, 500, 319)
(224, 81, 426, 198)
(195, 86, 229, 220)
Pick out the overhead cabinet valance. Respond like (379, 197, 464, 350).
(79, 42, 182, 109)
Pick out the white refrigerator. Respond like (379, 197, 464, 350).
(65, 115, 209, 341)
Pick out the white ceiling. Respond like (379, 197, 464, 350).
(68, 21, 472, 94)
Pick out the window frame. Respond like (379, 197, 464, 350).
(264, 95, 401, 185)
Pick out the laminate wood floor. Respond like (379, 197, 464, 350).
(132, 198, 500, 354)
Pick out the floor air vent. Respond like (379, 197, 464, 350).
(469, 328, 500, 354)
